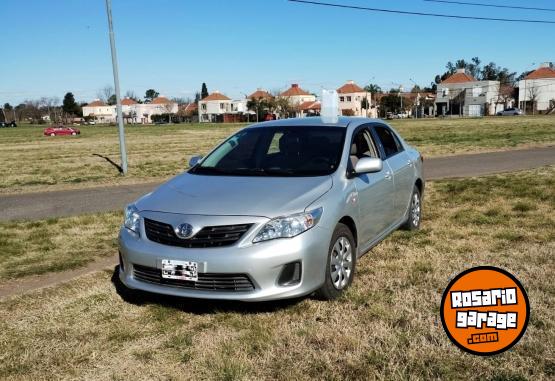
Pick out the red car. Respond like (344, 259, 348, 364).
(43, 126, 80, 136)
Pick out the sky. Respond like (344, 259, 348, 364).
(1, 0, 553, 105)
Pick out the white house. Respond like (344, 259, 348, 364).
(518, 62, 555, 113)
(337, 80, 374, 117)
(279, 84, 316, 105)
(435, 69, 500, 116)
(82, 96, 177, 124)
(82, 100, 117, 123)
(198, 91, 233, 122)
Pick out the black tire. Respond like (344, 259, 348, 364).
(401, 185, 422, 230)
(315, 223, 357, 300)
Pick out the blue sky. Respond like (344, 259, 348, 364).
(1, 0, 553, 104)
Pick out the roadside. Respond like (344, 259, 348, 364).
(1, 146, 553, 221)
(1, 116, 554, 195)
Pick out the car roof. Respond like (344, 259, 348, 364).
(246, 117, 385, 129)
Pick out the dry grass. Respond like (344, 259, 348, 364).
(0, 115, 553, 194)
(0, 167, 553, 380)
(0, 212, 120, 281)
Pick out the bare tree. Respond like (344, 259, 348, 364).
(527, 86, 540, 115)
(97, 85, 115, 104)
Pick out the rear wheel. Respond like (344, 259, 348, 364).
(315, 223, 356, 300)
(402, 186, 422, 230)
(71, 132, 77, 135)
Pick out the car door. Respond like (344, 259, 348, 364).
(371, 124, 414, 222)
(348, 126, 395, 243)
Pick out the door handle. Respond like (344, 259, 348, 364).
(384, 171, 392, 180)
(407, 159, 413, 167)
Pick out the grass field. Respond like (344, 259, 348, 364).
(0, 115, 553, 194)
(1, 167, 553, 380)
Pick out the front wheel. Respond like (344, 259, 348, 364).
(315, 223, 357, 300)
(402, 186, 422, 230)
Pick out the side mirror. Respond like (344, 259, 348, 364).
(354, 157, 383, 174)
(189, 155, 203, 167)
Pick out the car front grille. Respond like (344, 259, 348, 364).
(133, 264, 255, 292)
(144, 218, 252, 248)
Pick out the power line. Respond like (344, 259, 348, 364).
(288, 0, 555, 24)
(423, 0, 555, 12)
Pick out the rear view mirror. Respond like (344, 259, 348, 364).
(354, 157, 383, 174)
(189, 155, 203, 167)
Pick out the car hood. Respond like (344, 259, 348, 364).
(136, 173, 333, 218)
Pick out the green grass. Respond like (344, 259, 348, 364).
(0, 115, 553, 194)
(0, 212, 120, 281)
(0, 166, 553, 380)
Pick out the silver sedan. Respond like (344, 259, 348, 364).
(118, 117, 424, 301)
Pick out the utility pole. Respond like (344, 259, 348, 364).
(105, 0, 128, 175)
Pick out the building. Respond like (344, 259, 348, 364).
(299, 101, 321, 117)
(435, 68, 500, 116)
(518, 62, 555, 114)
(82, 96, 177, 124)
(82, 100, 116, 123)
(278, 84, 316, 118)
(248, 89, 273, 101)
(337, 80, 374, 117)
(198, 91, 232, 122)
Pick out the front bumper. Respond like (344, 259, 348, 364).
(118, 214, 332, 302)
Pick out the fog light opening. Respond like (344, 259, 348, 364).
(277, 261, 302, 287)
(118, 252, 124, 272)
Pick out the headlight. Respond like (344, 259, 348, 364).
(124, 204, 140, 234)
(253, 207, 323, 243)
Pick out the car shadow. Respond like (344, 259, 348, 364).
(110, 266, 305, 314)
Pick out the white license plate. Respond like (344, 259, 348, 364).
(161, 259, 198, 281)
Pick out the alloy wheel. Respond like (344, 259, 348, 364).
(330, 236, 353, 290)
(411, 192, 421, 227)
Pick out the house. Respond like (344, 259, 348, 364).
(299, 101, 321, 117)
(337, 80, 374, 117)
(82, 100, 117, 123)
(518, 62, 555, 114)
(198, 91, 233, 122)
(278, 84, 316, 118)
(248, 89, 273, 101)
(435, 68, 500, 116)
(82, 96, 177, 124)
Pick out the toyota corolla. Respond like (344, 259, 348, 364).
(118, 117, 424, 301)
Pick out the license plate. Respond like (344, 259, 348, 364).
(161, 259, 198, 281)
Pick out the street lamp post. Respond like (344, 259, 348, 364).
(105, 0, 128, 175)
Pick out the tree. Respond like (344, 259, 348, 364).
(97, 85, 115, 104)
(124, 90, 138, 101)
(361, 97, 370, 110)
(194, 92, 201, 104)
(410, 85, 422, 93)
(2, 103, 13, 122)
(247, 97, 267, 122)
(364, 83, 382, 93)
(62, 92, 80, 116)
(201, 83, 209, 100)
(144, 89, 159, 103)
(275, 97, 292, 118)
(481, 62, 516, 84)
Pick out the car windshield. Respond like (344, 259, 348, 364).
(190, 126, 346, 177)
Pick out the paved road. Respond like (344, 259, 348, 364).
(1, 146, 553, 222)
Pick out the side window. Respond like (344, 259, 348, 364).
(373, 126, 403, 159)
(349, 127, 379, 168)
